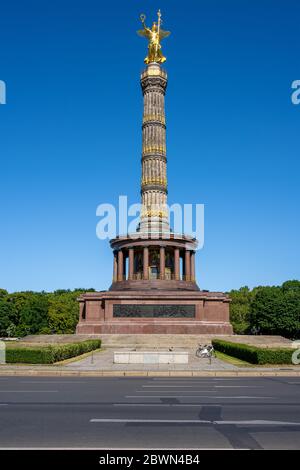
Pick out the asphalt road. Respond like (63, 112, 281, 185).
(0, 376, 300, 449)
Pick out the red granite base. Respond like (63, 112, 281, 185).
(76, 322, 232, 334)
(76, 290, 233, 335)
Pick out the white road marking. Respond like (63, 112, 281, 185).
(214, 420, 300, 426)
(214, 386, 263, 388)
(90, 418, 211, 424)
(152, 378, 242, 381)
(213, 378, 257, 381)
(20, 381, 87, 384)
(136, 390, 217, 393)
(125, 395, 274, 399)
(0, 390, 58, 393)
(113, 404, 205, 407)
(149, 381, 221, 384)
(90, 417, 300, 426)
(142, 385, 263, 388)
(90, 418, 299, 426)
(143, 385, 217, 388)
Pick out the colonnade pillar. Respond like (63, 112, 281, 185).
(185, 249, 191, 281)
(114, 246, 196, 284)
(174, 248, 180, 280)
(128, 248, 134, 280)
(117, 249, 124, 282)
(113, 251, 118, 282)
(143, 246, 149, 280)
(160, 246, 165, 280)
(191, 251, 196, 282)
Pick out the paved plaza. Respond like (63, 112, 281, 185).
(64, 348, 238, 371)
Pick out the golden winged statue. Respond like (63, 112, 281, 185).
(137, 10, 170, 64)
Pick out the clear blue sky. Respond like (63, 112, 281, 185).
(0, 0, 299, 293)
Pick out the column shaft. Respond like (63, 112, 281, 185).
(128, 248, 134, 280)
(191, 251, 196, 282)
(113, 251, 118, 282)
(143, 246, 149, 280)
(174, 248, 180, 280)
(185, 249, 191, 281)
(117, 249, 124, 282)
(160, 246, 165, 280)
(123, 253, 127, 280)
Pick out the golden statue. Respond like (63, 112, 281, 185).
(137, 10, 170, 64)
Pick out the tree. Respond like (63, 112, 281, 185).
(0, 289, 8, 299)
(250, 283, 300, 339)
(14, 293, 49, 337)
(228, 286, 252, 334)
(0, 297, 17, 337)
(282, 280, 300, 292)
(47, 290, 82, 334)
(0, 287, 95, 337)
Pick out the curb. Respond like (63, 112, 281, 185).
(0, 369, 299, 377)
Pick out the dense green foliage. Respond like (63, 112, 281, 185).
(0, 289, 94, 337)
(228, 280, 300, 338)
(228, 286, 253, 334)
(212, 339, 295, 365)
(6, 340, 101, 364)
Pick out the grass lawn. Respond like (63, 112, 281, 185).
(55, 348, 102, 365)
(215, 350, 299, 368)
(215, 350, 252, 366)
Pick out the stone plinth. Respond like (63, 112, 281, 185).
(76, 290, 233, 335)
(114, 350, 189, 364)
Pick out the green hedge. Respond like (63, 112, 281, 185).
(212, 339, 295, 365)
(6, 339, 101, 364)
